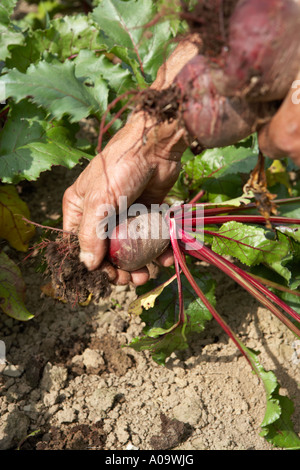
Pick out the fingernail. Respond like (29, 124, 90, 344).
(80, 251, 96, 270)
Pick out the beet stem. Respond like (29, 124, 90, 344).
(179, 230, 300, 336)
(169, 218, 253, 365)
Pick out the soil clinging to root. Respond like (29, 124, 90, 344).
(44, 235, 112, 304)
(135, 85, 181, 124)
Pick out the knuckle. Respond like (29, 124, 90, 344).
(272, 129, 300, 158)
(62, 185, 77, 210)
(62, 186, 72, 204)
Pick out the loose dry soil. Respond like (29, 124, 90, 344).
(0, 164, 299, 451)
(1, 1, 299, 450)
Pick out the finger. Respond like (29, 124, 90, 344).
(62, 185, 83, 234)
(98, 261, 117, 282)
(130, 267, 150, 286)
(258, 72, 300, 166)
(113, 269, 131, 286)
(78, 191, 112, 271)
(258, 125, 287, 160)
(156, 247, 174, 267)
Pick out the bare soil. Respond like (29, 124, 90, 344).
(0, 164, 299, 451)
(1, 0, 299, 451)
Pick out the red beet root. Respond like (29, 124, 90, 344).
(219, 0, 300, 101)
(174, 55, 273, 148)
(108, 211, 170, 272)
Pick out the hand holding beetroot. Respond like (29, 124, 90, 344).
(63, 0, 300, 283)
(62, 37, 200, 285)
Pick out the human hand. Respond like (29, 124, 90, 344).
(63, 113, 186, 286)
(258, 71, 300, 166)
(62, 36, 201, 286)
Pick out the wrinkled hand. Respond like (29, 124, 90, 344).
(63, 37, 201, 286)
(63, 114, 186, 285)
(259, 71, 300, 166)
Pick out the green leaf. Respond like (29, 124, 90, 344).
(93, 0, 153, 53)
(0, 26, 24, 62)
(6, 14, 105, 72)
(277, 201, 300, 220)
(0, 252, 33, 321)
(93, 0, 154, 85)
(211, 221, 290, 267)
(0, 185, 35, 251)
(0, 101, 92, 183)
(128, 267, 215, 365)
(0, 59, 108, 122)
(182, 139, 259, 203)
(202, 174, 243, 203)
(276, 225, 300, 243)
(73, 50, 136, 96)
(266, 236, 300, 287)
(0, 0, 18, 25)
(0, 0, 24, 61)
(184, 138, 258, 187)
(92, 0, 176, 84)
(243, 347, 300, 449)
(138, 19, 177, 79)
(93, 0, 153, 52)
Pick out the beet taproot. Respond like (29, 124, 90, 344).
(217, 0, 300, 101)
(174, 54, 274, 148)
(108, 210, 170, 272)
(172, 0, 300, 147)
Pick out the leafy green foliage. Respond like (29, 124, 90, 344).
(183, 137, 259, 201)
(92, 0, 177, 85)
(0, 184, 35, 251)
(6, 14, 106, 72)
(0, 251, 33, 321)
(168, 137, 261, 204)
(211, 222, 290, 267)
(129, 267, 216, 365)
(1, 59, 109, 122)
(0, 0, 24, 61)
(242, 347, 300, 449)
(0, 0, 179, 184)
(0, 101, 91, 183)
(73, 50, 136, 97)
(1, 0, 300, 450)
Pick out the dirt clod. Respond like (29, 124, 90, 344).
(44, 235, 112, 304)
(150, 412, 193, 450)
(136, 86, 181, 124)
(35, 422, 106, 450)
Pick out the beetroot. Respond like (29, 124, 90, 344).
(174, 55, 273, 148)
(218, 0, 300, 101)
(108, 210, 170, 272)
(170, 0, 300, 147)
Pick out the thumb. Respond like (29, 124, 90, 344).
(62, 179, 110, 271)
(78, 193, 116, 271)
